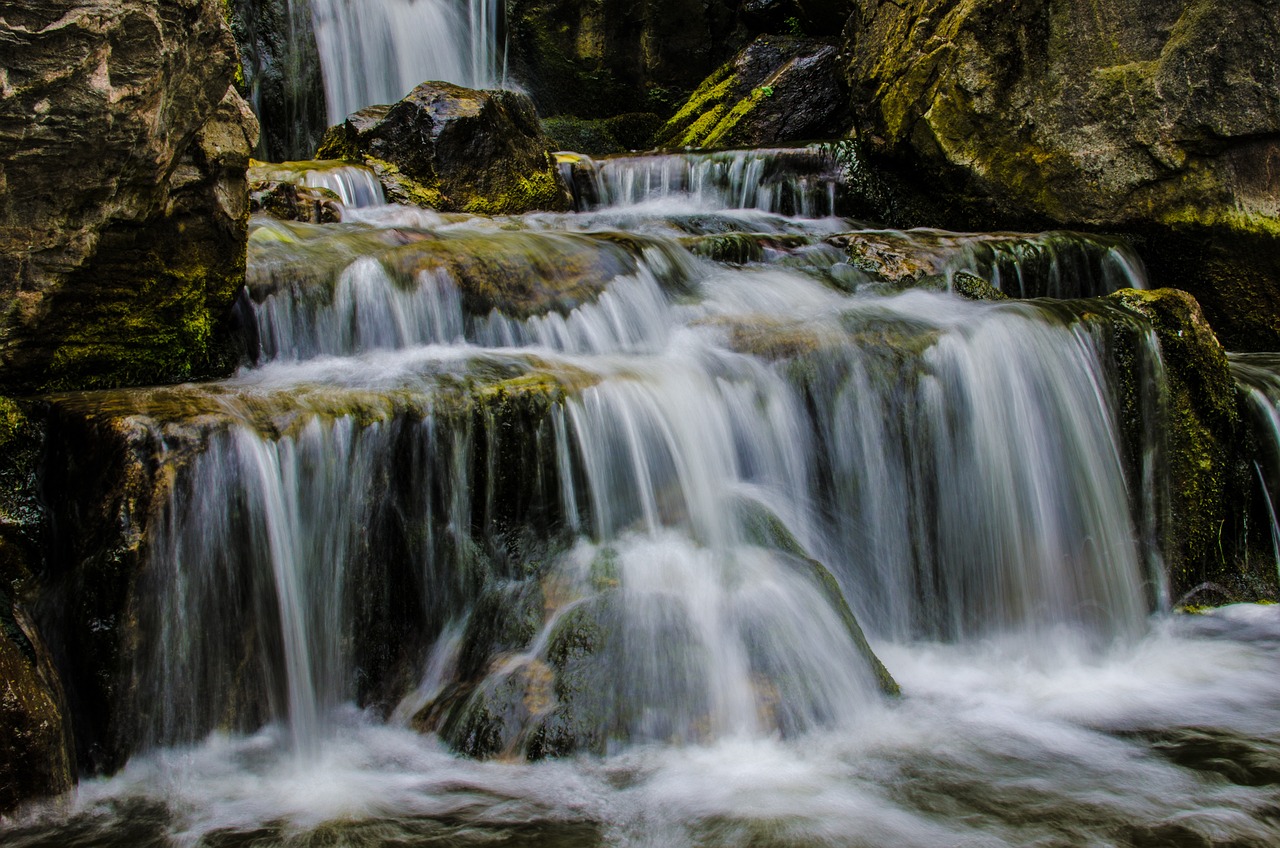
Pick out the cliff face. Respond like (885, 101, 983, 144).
(0, 0, 258, 393)
(841, 0, 1280, 348)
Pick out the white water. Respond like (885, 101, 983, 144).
(308, 0, 504, 124)
(9, 151, 1279, 845)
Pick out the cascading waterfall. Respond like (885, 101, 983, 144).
(11, 149, 1280, 847)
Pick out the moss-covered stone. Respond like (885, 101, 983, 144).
(1107, 288, 1246, 596)
(657, 36, 849, 149)
(843, 0, 1280, 346)
(316, 82, 571, 215)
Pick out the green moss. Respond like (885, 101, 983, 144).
(461, 168, 566, 216)
(45, 233, 242, 391)
(700, 88, 767, 149)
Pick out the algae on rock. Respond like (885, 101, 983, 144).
(657, 35, 850, 149)
(842, 0, 1280, 348)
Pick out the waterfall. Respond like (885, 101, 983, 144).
(15, 147, 1280, 848)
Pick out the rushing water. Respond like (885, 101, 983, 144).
(8, 151, 1280, 846)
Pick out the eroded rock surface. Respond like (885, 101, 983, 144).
(0, 0, 258, 392)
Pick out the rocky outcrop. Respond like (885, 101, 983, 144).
(0, 0, 258, 393)
(842, 0, 1280, 349)
(657, 36, 850, 149)
(249, 181, 343, 223)
(317, 82, 572, 215)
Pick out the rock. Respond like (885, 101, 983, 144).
(506, 0, 745, 120)
(657, 35, 850, 149)
(1106, 288, 1243, 596)
(0, 398, 72, 813)
(843, 0, 1280, 347)
(827, 229, 1142, 298)
(248, 181, 343, 223)
(0, 609, 72, 814)
(228, 0, 326, 161)
(0, 0, 258, 393)
(316, 82, 572, 215)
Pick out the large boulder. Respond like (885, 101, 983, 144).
(317, 82, 573, 214)
(843, 0, 1280, 349)
(0, 0, 258, 393)
(657, 35, 851, 149)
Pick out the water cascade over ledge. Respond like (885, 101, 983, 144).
(9, 149, 1280, 847)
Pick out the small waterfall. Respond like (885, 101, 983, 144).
(563, 148, 845, 217)
(298, 163, 385, 207)
(309, 0, 504, 124)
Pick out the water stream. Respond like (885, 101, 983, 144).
(7, 152, 1280, 846)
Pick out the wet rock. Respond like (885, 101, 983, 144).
(827, 229, 1142, 299)
(843, 0, 1280, 347)
(0, 399, 72, 813)
(248, 181, 343, 224)
(951, 271, 1008, 302)
(0, 609, 72, 814)
(316, 82, 572, 215)
(657, 36, 850, 149)
(227, 0, 326, 161)
(0, 1, 258, 392)
(29, 360, 585, 770)
(1107, 288, 1244, 596)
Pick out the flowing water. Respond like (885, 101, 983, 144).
(7, 152, 1280, 846)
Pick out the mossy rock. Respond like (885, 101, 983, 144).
(1106, 288, 1246, 596)
(316, 82, 571, 215)
(657, 36, 849, 149)
(842, 0, 1280, 346)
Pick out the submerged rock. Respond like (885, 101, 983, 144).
(842, 0, 1280, 347)
(657, 36, 850, 149)
(316, 82, 572, 215)
(0, 1, 257, 392)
